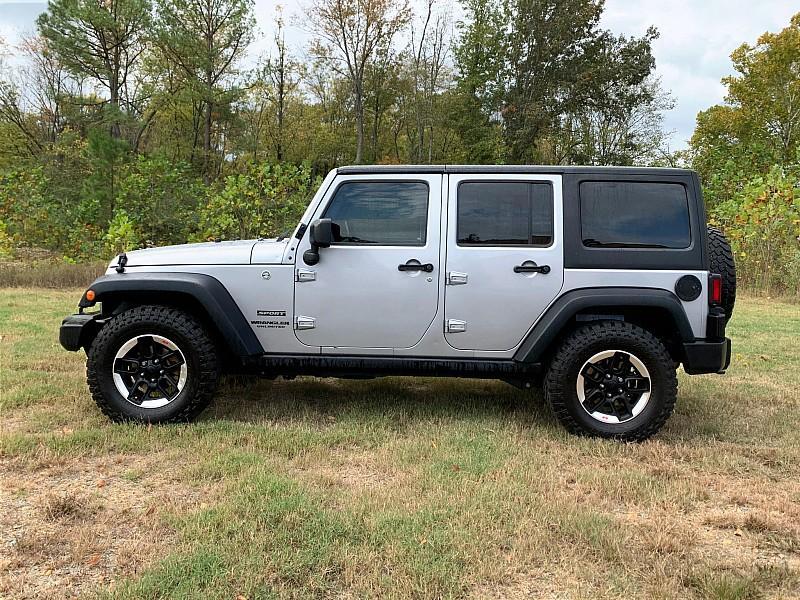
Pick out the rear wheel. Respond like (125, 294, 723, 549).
(87, 305, 219, 423)
(544, 321, 677, 442)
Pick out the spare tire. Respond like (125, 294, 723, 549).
(707, 226, 736, 323)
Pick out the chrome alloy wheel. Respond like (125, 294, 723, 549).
(112, 334, 188, 409)
(576, 350, 651, 424)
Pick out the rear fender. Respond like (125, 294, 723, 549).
(514, 287, 694, 363)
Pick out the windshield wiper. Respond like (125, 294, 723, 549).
(338, 236, 376, 243)
(583, 238, 671, 249)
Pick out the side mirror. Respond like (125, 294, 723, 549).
(310, 218, 335, 248)
(303, 218, 338, 265)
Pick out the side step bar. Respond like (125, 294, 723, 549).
(258, 354, 542, 379)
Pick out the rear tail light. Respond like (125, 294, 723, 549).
(709, 274, 722, 306)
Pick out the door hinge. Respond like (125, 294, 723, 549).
(446, 271, 468, 285)
(445, 319, 467, 333)
(294, 316, 316, 330)
(296, 268, 316, 282)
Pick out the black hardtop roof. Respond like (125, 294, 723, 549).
(336, 164, 693, 177)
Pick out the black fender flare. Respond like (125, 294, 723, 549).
(79, 272, 263, 357)
(513, 287, 695, 363)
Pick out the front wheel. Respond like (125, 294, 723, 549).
(87, 305, 219, 423)
(544, 321, 677, 442)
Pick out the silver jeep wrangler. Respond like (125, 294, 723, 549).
(60, 165, 735, 441)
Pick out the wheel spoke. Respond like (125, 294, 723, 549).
(614, 396, 634, 421)
(580, 362, 607, 384)
(135, 336, 155, 359)
(159, 350, 184, 367)
(611, 351, 632, 374)
(582, 387, 606, 412)
(156, 378, 176, 400)
(113, 357, 140, 374)
(127, 379, 148, 404)
(625, 376, 650, 393)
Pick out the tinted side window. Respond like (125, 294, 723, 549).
(323, 182, 429, 245)
(580, 181, 691, 249)
(457, 182, 554, 246)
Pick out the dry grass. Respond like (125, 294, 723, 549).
(1, 289, 799, 599)
(0, 260, 106, 289)
(0, 453, 209, 599)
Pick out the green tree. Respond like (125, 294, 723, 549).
(451, 0, 506, 163)
(405, 0, 451, 163)
(82, 129, 130, 226)
(307, 0, 411, 164)
(710, 165, 800, 294)
(503, 0, 605, 163)
(37, 0, 152, 138)
(554, 35, 670, 166)
(452, 0, 661, 164)
(199, 162, 318, 240)
(692, 13, 800, 205)
(116, 155, 205, 245)
(154, 0, 255, 180)
(240, 10, 302, 163)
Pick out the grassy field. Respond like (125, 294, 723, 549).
(1, 289, 799, 599)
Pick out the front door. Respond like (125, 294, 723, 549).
(293, 175, 442, 350)
(443, 174, 564, 352)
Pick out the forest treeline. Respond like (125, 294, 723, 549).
(0, 1, 797, 293)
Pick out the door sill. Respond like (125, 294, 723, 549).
(258, 354, 541, 379)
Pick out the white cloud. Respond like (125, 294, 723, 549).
(601, 0, 798, 149)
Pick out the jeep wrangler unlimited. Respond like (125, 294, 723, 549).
(60, 166, 734, 441)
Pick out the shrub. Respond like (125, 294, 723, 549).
(198, 162, 319, 241)
(104, 211, 139, 256)
(116, 156, 205, 246)
(0, 219, 13, 258)
(710, 165, 800, 295)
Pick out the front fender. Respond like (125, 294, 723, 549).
(77, 272, 263, 357)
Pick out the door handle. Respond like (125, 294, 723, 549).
(514, 263, 551, 274)
(398, 261, 434, 273)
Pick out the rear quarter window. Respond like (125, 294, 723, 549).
(580, 181, 691, 249)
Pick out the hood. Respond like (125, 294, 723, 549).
(115, 240, 260, 267)
(251, 238, 290, 264)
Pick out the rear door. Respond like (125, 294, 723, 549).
(443, 174, 564, 352)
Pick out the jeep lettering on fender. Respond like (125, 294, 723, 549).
(59, 165, 734, 442)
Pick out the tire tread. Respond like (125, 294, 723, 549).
(86, 305, 219, 423)
(544, 320, 677, 442)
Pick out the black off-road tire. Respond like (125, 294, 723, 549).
(707, 225, 736, 323)
(543, 321, 677, 442)
(87, 305, 219, 423)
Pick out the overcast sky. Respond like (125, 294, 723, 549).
(1, 0, 797, 151)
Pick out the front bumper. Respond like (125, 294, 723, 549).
(682, 337, 731, 375)
(59, 313, 104, 352)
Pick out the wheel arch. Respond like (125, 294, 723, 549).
(78, 272, 263, 362)
(514, 287, 695, 365)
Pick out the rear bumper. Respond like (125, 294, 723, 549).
(59, 313, 104, 352)
(682, 338, 731, 375)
